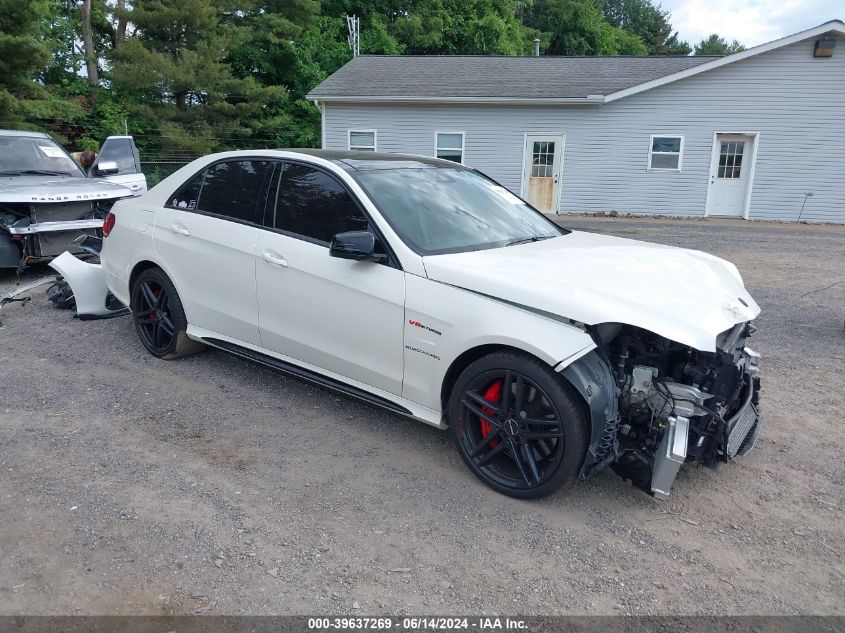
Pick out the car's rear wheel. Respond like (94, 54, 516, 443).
(131, 267, 204, 360)
(448, 351, 589, 499)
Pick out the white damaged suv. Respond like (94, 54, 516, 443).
(96, 150, 762, 499)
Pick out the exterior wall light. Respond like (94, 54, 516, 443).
(814, 37, 836, 57)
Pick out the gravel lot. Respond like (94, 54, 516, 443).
(1, 216, 843, 616)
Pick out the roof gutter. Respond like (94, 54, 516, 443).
(304, 95, 606, 105)
(307, 20, 845, 107)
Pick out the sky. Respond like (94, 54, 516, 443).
(658, 0, 843, 48)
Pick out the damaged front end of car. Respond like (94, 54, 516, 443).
(0, 184, 132, 272)
(565, 321, 762, 499)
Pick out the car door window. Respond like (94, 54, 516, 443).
(95, 137, 140, 174)
(166, 170, 205, 210)
(273, 162, 369, 243)
(197, 160, 274, 224)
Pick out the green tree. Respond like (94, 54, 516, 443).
(384, 0, 531, 55)
(0, 0, 81, 128)
(111, 0, 286, 155)
(228, 1, 402, 148)
(524, 0, 647, 55)
(694, 33, 744, 55)
(227, 2, 344, 149)
(597, 0, 690, 54)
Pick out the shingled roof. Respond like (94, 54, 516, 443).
(306, 55, 719, 102)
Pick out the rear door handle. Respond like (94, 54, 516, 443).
(171, 223, 190, 236)
(262, 250, 288, 268)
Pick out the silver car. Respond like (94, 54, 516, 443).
(0, 130, 147, 270)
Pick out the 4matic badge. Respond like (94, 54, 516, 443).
(405, 345, 440, 361)
(408, 319, 442, 336)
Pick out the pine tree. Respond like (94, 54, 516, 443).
(694, 34, 744, 56)
(598, 0, 691, 55)
(523, 0, 647, 55)
(0, 1, 66, 123)
(111, 0, 286, 155)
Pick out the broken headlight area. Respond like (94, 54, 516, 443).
(592, 322, 762, 499)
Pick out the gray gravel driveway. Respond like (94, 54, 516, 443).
(0, 216, 842, 616)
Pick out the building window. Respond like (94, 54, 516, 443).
(349, 130, 376, 152)
(717, 141, 745, 179)
(435, 132, 465, 163)
(648, 135, 684, 171)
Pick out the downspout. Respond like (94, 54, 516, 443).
(314, 100, 325, 149)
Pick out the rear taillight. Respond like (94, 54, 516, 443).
(102, 212, 116, 237)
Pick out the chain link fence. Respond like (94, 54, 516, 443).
(140, 161, 189, 187)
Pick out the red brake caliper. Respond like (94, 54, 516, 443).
(480, 381, 503, 448)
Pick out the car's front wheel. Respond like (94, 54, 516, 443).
(131, 267, 205, 360)
(448, 351, 589, 499)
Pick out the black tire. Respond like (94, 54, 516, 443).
(448, 351, 589, 499)
(131, 267, 205, 360)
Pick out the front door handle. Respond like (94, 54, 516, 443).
(262, 250, 288, 268)
(171, 223, 190, 236)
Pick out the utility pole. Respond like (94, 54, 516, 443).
(346, 15, 360, 57)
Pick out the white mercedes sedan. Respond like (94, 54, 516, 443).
(95, 150, 763, 499)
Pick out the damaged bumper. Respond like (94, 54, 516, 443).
(651, 369, 762, 499)
(7, 219, 104, 234)
(47, 240, 127, 320)
(566, 322, 763, 500)
(1, 239, 127, 324)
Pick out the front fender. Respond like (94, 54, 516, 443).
(402, 274, 596, 413)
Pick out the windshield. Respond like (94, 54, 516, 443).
(353, 167, 567, 255)
(0, 136, 84, 177)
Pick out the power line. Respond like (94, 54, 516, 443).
(0, 120, 298, 141)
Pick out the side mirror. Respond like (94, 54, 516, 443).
(94, 161, 119, 176)
(329, 231, 385, 263)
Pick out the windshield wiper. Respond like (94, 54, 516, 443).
(506, 235, 555, 247)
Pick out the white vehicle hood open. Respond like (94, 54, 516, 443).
(423, 230, 760, 352)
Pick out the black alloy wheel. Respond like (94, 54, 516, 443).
(449, 352, 589, 499)
(135, 277, 175, 354)
(131, 267, 205, 359)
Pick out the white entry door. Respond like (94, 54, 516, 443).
(522, 135, 563, 213)
(706, 134, 755, 217)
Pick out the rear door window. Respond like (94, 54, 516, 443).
(272, 162, 368, 243)
(196, 160, 275, 224)
(166, 171, 205, 210)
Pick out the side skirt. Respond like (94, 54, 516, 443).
(201, 336, 416, 420)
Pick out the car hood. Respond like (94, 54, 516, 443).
(0, 175, 134, 203)
(422, 230, 761, 352)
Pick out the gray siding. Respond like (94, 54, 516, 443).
(323, 35, 845, 222)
